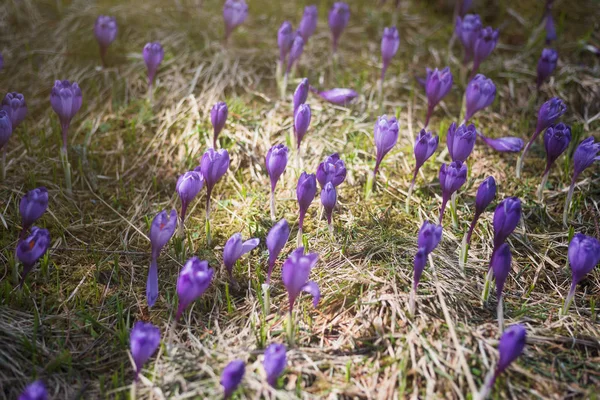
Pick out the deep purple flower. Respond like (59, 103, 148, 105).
(312, 87, 358, 106)
(298, 5, 318, 42)
(282, 247, 320, 312)
(0, 110, 12, 150)
(94, 15, 117, 66)
(278, 21, 294, 65)
(381, 26, 400, 81)
(50, 80, 83, 151)
(210, 102, 228, 148)
(572, 137, 600, 179)
(479, 135, 523, 152)
(294, 104, 311, 148)
(143, 42, 164, 87)
(0, 52, 3, 70)
(543, 123, 571, 173)
(321, 182, 337, 225)
(147, 209, 177, 307)
(537, 48, 558, 89)
(176, 257, 214, 320)
(16, 227, 50, 287)
(413, 129, 438, 174)
(223, 233, 259, 279)
(472, 26, 499, 76)
(223, 0, 248, 40)
(438, 161, 468, 223)
(263, 343, 286, 386)
(493, 197, 521, 248)
(316, 153, 346, 188)
(20, 187, 49, 233)
(2, 92, 28, 129)
(455, 14, 482, 62)
(266, 219, 290, 283)
(491, 242, 512, 299)
(266, 144, 289, 192)
(293, 78, 309, 117)
(544, 5, 557, 43)
(465, 74, 496, 122)
(296, 172, 317, 232)
(18, 381, 47, 400)
(417, 221, 443, 254)
(424, 67, 453, 127)
(496, 324, 526, 374)
(373, 115, 399, 176)
(221, 360, 245, 399)
(176, 171, 204, 225)
(130, 321, 161, 380)
(286, 34, 304, 74)
(199, 148, 230, 195)
(466, 176, 496, 245)
(568, 233, 600, 286)
(328, 2, 350, 52)
(413, 248, 427, 291)
(447, 123, 476, 162)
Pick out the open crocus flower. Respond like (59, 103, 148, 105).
(223, 233, 259, 280)
(464, 74, 496, 123)
(492, 197, 521, 249)
(380, 26, 400, 83)
(373, 115, 399, 178)
(2, 92, 28, 129)
(147, 209, 177, 307)
(311, 87, 358, 106)
(143, 42, 164, 91)
(130, 321, 161, 381)
(321, 182, 337, 231)
(221, 360, 245, 399)
(293, 78, 309, 117)
(537, 48, 558, 89)
(18, 380, 47, 400)
(491, 242, 512, 331)
(455, 14, 482, 63)
(176, 257, 214, 320)
(198, 148, 230, 246)
(94, 15, 117, 67)
(16, 227, 50, 288)
(471, 26, 499, 78)
(409, 221, 442, 315)
(286, 34, 304, 75)
(223, 0, 248, 41)
(328, 2, 350, 53)
(424, 67, 453, 127)
(263, 343, 286, 387)
(561, 233, 600, 315)
(19, 187, 48, 238)
(210, 101, 228, 148)
(282, 247, 320, 312)
(176, 170, 204, 232)
(407, 129, 438, 210)
(537, 123, 571, 201)
(316, 153, 346, 188)
(298, 5, 318, 42)
(266, 219, 290, 284)
(563, 136, 600, 225)
(266, 144, 289, 220)
(296, 172, 317, 245)
(277, 21, 294, 69)
(465, 176, 496, 246)
(438, 161, 467, 224)
(447, 123, 476, 162)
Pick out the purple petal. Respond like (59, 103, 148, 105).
(301, 281, 320, 307)
(240, 238, 260, 256)
(479, 134, 524, 152)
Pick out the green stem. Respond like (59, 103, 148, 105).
(497, 294, 504, 333)
(481, 268, 493, 304)
(262, 283, 270, 317)
(286, 311, 295, 347)
(560, 282, 576, 316)
(60, 147, 72, 194)
(562, 178, 576, 227)
(205, 195, 211, 247)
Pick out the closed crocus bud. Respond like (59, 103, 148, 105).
(475, 176, 496, 215)
(296, 172, 317, 231)
(465, 74, 496, 122)
(94, 15, 117, 65)
(413, 129, 439, 173)
(16, 227, 50, 287)
(455, 14, 482, 62)
(321, 182, 337, 225)
(543, 123, 571, 172)
(176, 257, 214, 320)
(313, 87, 358, 106)
(413, 248, 427, 290)
(537, 48, 558, 89)
(544, 8, 557, 43)
(210, 102, 228, 148)
(447, 123, 476, 162)
(425, 67, 453, 127)
(373, 115, 399, 175)
(479, 135, 523, 152)
(278, 21, 294, 65)
(2, 92, 28, 129)
(573, 137, 600, 179)
(0, 109, 12, 150)
(536, 97, 566, 134)
(294, 104, 311, 148)
(417, 221, 443, 254)
(199, 148, 230, 195)
(381, 26, 400, 81)
(491, 242, 512, 299)
(20, 187, 49, 233)
(316, 153, 346, 188)
(493, 197, 521, 248)
(18, 381, 47, 400)
(328, 2, 350, 52)
(568, 233, 600, 285)
(221, 360, 245, 399)
(293, 78, 309, 116)
(266, 219, 290, 283)
(50, 80, 83, 150)
(143, 42, 164, 87)
(286, 34, 304, 74)
(266, 144, 289, 192)
(223, 233, 260, 279)
(472, 26, 499, 75)
(298, 5, 318, 42)
(223, 0, 248, 40)
(147, 209, 177, 307)
(176, 171, 204, 224)
(130, 321, 160, 380)
(0, 52, 3, 70)
(282, 247, 320, 312)
(438, 161, 468, 223)
(496, 324, 526, 374)
(263, 343, 286, 387)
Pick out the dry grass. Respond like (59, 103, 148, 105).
(1, 0, 600, 398)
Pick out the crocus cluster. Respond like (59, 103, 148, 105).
(380, 26, 400, 83)
(223, 0, 248, 41)
(211, 101, 228, 148)
(221, 359, 245, 398)
(537, 123, 571, 201)
(18, 380, 47, 400)
(455, 14, 499, 77)
(317, 153, 346, 231)
(198, 148, 230, 246)
(536, 48, 558, 89)
(147, 209, 177, 307)
(424, 67, 453, 127)
(130, 321, 161, 380)
(409, 221, 443, 315)
(266, 144, 289, 220)
(563, 136, 600, 225)
(561, 233, 600, 315)
(94, 15, 117, 67)
(223, 233, 259, 280)
(328, 2, 350, 53)
(143, 42, 164, 91)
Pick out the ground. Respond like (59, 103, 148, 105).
(1, 0, 600, 399)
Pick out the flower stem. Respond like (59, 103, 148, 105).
(60, 147, 72, 195)
(475, 370, 497, 400)
(286, 310, 295, 347)
(536, 169, 550, 202)
(481, 268, 493, 305)
(405, 172, 417, 213)
(450, 192, 459, 229)
(516, 133, 537, 178)
(497, 294, 504, 333)
(262, 283, 270, 317)
(562, 177, 576, 226)
(408, 286, 416, 317)
(365, 170, 375, 200)
(270, 189, 276, 221)
(560, 282, 576, 316)
(459, 233, 470, 272)
(281, 72, 288, 99)
(205, 195, 212, 247)
(439, 197, 449, 224)
(296, 227, 303, 248)
(1, 147, 6, 180)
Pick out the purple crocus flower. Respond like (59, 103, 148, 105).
(143, 42, 164, 88)
(316, 153, 346, 188)
(176, 257, 214, 320)
(0, 110, 12, 153)
(321, 182, 337, 228)
(266, 219, 290, 284)
(0, 52, 3, 70)
(479, 135, 524, 152)
(2, 92, 28, 129)
(50, 80, 83, 152)
(496, 324, 526, 374)
(536, 48, 558, 89)
(373, 115, 399, 177)
(412, 129, 439, 181)
(464, 74, 496, 123)
(544, 1, 557, 43)
(572, 137, 600, 180)
(278, 21, 294, 66)
(94, 15, 117, 67)
(221, 360, 245, 399)
(210, 102, 228, 148)
(266, 144, 289, 192)
(130, 321, 161, 380)
(293, 78, 309, 117)
(447, 123, 476, 162)
(294, 104, 311, 149)
(460, 0, 473, 16)
(438, 161, 468, 223)
(561, 233, 600, 314)
(176, 170, 204, 228)
(381, 26, 400, 82)
(296, 172, 317, 236)
(298, 5, 318, 42)
(18, 381, 47, 400)
(147, 209, 177, 307)
(286, 34, 304, 75)
(465, 176, 496, 245)
(424, 67, 453, 127)
(282, 247, 320, 312)
(542, 123, 571, 177)
(223, 0, 248, 41)
(199, 148, 230, 201)
(16, 227, 50, 288)
(492, 242, 512, 300)
(455, 14, 482, 62)
(493, 197, 521, 249)
(471, 26, 499, 78)
(409, 221, 442, 315)
(263, 343, 286, 386)
(328, 2, 350, 53)
(223, 233, 259, 280)
(19, 187, 49, 237)
(312, 87, 358, 106)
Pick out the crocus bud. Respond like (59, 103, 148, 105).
(2, 92, 28, 129)
(316, 153, 346, 188)
(493, 197, 521, 248)
(278, 21, 294, 65)
(568, 233, 600, 285)
(413, 248, 427, 290)
(439, 161, 468, 223)
(18, 381, 47, 400)
(221, 360, 245, 399)
(94, 15, 117, 65)
(176, 257, 214, 320)
(143, 42, 164, 87)
(328, 2, 350, 53)
(20, 187, 49, 232)
(417, 221, 443, 254)
(130, 321, 161, 380)
(313, 87, 358, 106)
(0, 52, 3, 70)
(472, 26, 499, 73)
(16, 227, 50, 286)
(176, 171, 204, 223)
(479, 135, 523, 152)
(199, 148, 230, 195)
(544, 9, 557, 43)
(294, 104, 311, 148)
(491, 242, 512, 299)
(536, 97, 566, 135)
(572, 137, 600, 179)
(413, 129, 439, 172)
(496, 324, 526, 374)
(298, 5, 318, 42)
(293, 78, 309, 116)
(296, 172, 317, 230)
(447, 123, 476, 162)
(266, 219, 290, 283)
(263, 343, 286, 386)
(147, 209, 177, 307)
(286, 34, 304, 74)
(50, 80, 83, 150)
(266, 144, 289, 192)
(465, 74, 496, 122)
(475, 176, 496, 215)
(282, 247, 320, 312)
(223, 0, 248, 40)
(223, 233, 259, 279)
(0, 110, 12, 150)
(210, 102, 228, 148)
(321, 182, 337, 225)
(455, 14, 482, 62)
(543, 123, 571, 172)
(425, 67, 453, 126)
(536, 48, 558, 89)
(373, 115, 399, 175)
(381, 26, 400, 81)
